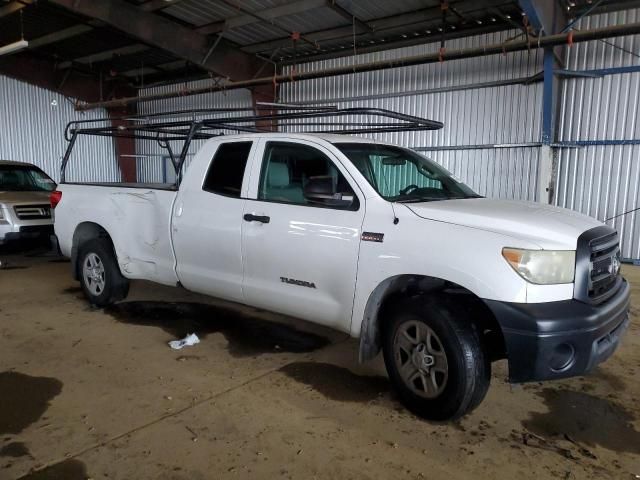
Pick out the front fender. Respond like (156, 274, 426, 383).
(350, 202, 535, 341)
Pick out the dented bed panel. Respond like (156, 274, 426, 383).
(54, 183, 179, 286)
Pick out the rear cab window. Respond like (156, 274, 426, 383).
(202, 142, 252, 197)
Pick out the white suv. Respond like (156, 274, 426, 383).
(0, 160, 56, 245)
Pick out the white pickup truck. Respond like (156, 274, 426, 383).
(53, 108, 630, 420)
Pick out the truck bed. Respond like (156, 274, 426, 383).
(54, 183, 179, 286)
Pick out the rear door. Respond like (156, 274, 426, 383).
(172, 139, 256, 303)
(241, 138, 365, 332)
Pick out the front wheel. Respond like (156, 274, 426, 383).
(382, 295, 490, 421)
(78, 238, 129, 307)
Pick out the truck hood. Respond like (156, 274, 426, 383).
(404, 198, 603, 250)
(0, 191, 51, 205)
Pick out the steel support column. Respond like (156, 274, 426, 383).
(537, 48, 556, 203)
(519, 0, 567, 204)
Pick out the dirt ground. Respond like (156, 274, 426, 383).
(0, 245, 639, 480)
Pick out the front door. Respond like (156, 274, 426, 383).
(241, 139, 365, 332)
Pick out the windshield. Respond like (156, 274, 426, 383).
(0, 165, 56, 192)
(334, 143, 479, 202)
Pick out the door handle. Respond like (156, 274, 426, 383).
(243, 213, 270, 224)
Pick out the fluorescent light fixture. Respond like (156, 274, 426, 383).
(0, 40, 29, 57)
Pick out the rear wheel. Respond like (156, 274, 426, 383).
(78, 238, 129, 307)
(382, 295, 490, 421)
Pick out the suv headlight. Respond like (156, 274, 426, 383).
(502, 248, 576, 285)
(0, 207, 8, 225)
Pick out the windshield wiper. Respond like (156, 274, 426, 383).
(396, 197, 447, 203)
(396, 194, 482, 203)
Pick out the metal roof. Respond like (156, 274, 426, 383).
(0, 0, 637, 91)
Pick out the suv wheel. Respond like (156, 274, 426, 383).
(382, 295, 490, 421)
(78, 238, 129, 307)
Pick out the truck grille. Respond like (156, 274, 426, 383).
(575, 226, 622, 304)
(13, 204, 51, 220)
(589, 232, 620, 299)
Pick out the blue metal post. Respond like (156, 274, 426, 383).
(519, 0, 568, 203)
(542, 48, 555, 145)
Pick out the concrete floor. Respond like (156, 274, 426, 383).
(0, 246, 639, 480)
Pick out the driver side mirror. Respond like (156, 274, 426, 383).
(303, 176, 355, 208)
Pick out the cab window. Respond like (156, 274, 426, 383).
(202, 142, 252, 197)
(259, 142, 358, 210)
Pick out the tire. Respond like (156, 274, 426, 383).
(382, 295, 490, 421)
(78, 237, 129, 307)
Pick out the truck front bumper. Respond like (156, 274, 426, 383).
(484, 279, 631, 383)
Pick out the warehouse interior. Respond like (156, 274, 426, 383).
(1, 0, 640, 479)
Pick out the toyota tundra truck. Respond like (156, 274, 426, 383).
(52, 108, 630, 420)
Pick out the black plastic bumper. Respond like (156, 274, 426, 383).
(3, 225, 54, 242)
(484, 279, 631, 383)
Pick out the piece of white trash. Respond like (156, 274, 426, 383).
(169, 333, 200, 350)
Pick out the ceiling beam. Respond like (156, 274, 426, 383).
(325, 0, 373, 33)
(57, 44, 150, 70)
(119, 59, 187, 77)
(196, 0, 327, 35)
(0, 52, 134, 103)
(0, 0, 32, 19)
(489, 7, 526, 33)
(47, 0, 266, 80)
(139, 0, 186, 12)
(77, 19, 640, 111)
(279, 23, 508, 65)
(573, 0, 640, 16)
(28, 24, 93, 49)
(241, 2, 514, 53)
(127, 66, 211, 88)
(243, 7, 450, 53)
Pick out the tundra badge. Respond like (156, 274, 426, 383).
(280, 277, 317, 289)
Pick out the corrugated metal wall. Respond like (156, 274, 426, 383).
(136, 79, 254, 183)
(3, 13, 637, 257)
(129, 10, 640, 259)
(280, 29, 543, 202)
(555, 8, 640, 260)
(0, 74, 118, 183)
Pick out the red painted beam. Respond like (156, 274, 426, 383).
(251, 85, 278, 132)
(107, 106, 138, 183)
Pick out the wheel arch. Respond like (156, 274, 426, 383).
(358, 274, 506, 363)
(71, 222, 116, 280)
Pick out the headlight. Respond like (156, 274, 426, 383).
(0, 207, 7, 225)
(502, 248, 575, 285)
